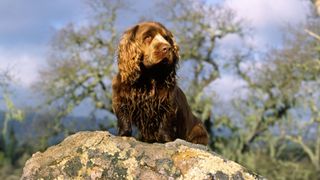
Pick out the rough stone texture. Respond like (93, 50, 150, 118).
(21, 131, 264, 180)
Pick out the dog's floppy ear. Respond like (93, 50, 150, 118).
(118, 25, 142, 83)
(128, 25, 139, 41)
(172, 35, 180, 63)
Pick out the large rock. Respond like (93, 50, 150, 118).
(21, 131, 263, 180)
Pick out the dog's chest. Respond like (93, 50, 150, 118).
(126, 86, 176, 126)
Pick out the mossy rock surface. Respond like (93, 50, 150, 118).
(21, 131, 264, 180)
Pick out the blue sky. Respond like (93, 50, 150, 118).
(0, 0, 313, 105)
(0, 0, 86, 46)
(0, 0, 87, 85)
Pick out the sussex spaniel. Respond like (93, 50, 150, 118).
(112, 21, 209, 145)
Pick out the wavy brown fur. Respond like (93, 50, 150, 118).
(112, 22, 208, 145)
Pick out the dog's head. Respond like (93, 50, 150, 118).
(117, 22, 179, 82)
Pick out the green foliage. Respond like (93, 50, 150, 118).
(0, 72, 25, 163)
(0, 71, 30, 179)
(3, 94, 24, 122)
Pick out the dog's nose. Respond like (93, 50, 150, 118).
(161, 44, 171, 53)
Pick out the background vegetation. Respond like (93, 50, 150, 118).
(1, 0, 320, 179)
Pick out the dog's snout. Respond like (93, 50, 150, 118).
(161, 44, 171, 53)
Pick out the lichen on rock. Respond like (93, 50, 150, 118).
(21, 131, 264, 180)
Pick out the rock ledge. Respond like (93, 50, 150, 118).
(21, 131, 263, 179)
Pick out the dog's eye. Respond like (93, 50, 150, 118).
(144, 36, 152, 43)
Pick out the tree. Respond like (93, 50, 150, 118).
(157, 0, 246, 147)
(280, 21, 320, 175)
(228, 14, 320, 178)
(36, 0, 127, 120)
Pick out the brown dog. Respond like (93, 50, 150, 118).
(112, 21, 208, 145)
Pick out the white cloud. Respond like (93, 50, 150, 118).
(226, 0, 310, 26)
(225, 0, 312, 48)
(0, 46, 44, 87)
